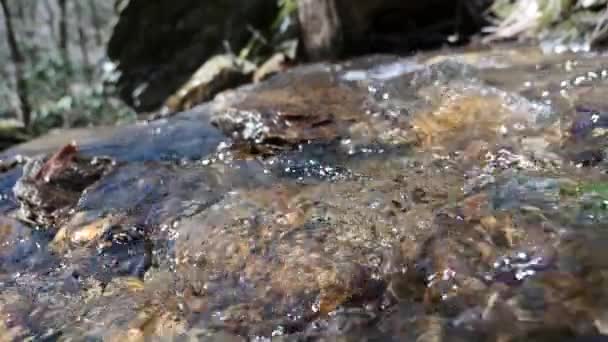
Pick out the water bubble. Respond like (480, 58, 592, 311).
(565, 60, 575, 72)
(272, 326, 286, 337)
(574, 76, 586, 86)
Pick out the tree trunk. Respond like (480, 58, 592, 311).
(43, 0, 57, 44)
(74, 0, 91, 78)
(57, 0, 71, 72)
(297, 0, 343, 61)
(16, 0, 25, 21)
(0, 0, 32, 128)
(29, 0, 39, 23)
(88, 0, 103, 46)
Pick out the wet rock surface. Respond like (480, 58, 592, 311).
(2, 45, 608, 340)
(13, 144, 114, 228)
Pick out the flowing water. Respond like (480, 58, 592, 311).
(2, 45, 608, 341)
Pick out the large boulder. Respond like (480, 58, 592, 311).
(107, 0, 278, 112)
(3, 47, 608, 340)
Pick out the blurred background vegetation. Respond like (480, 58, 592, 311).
(486, 0, 608, 49)
(0, 0, 135, 146)
(1, 0, 608, 149)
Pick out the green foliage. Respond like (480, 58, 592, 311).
(273, 0, 298, 33)
(579, 181, 608, 200)
(0, 0, 131, 145)
(239, 0, 298, 62)
(556, 181, 608, 225)
(577, 182, 608, 223)
(0, 82, 16, 117)
(560, 181, 608, 200)
(30, 84, 135, 136)
(0, 51, 135, 137)
(25, 56, 135, 135)
(567, 181, 608, 207)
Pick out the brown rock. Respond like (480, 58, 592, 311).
(162, 54, 256, 115)
(12, 144, 114, 227)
